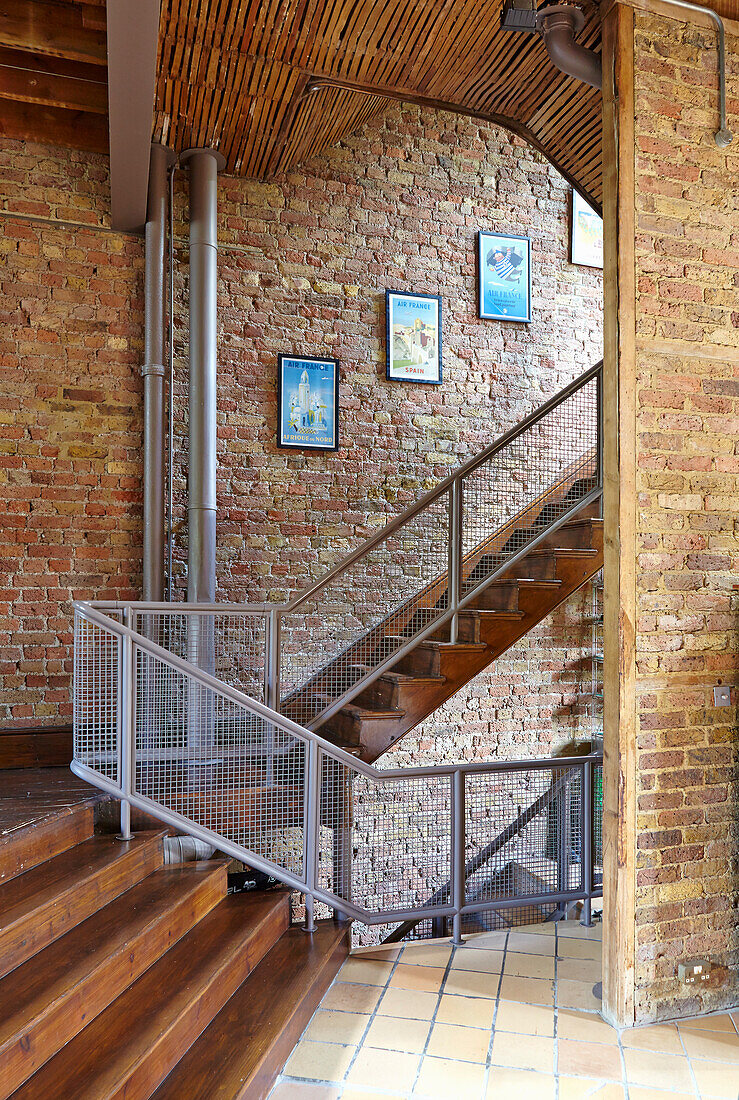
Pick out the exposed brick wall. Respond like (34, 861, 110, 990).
(0, 105, 602, 765)
(631, 13, 739, 1022)
(0, 142, 144, 725)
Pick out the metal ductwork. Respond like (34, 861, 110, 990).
(180, 148, 225, 605)
(536, 4, 602, 90)
(142, 143, 175, 600)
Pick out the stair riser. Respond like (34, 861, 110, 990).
(0, 835, 163, 982)
(0, 866, 228, 1100)
(538, 522, 598, 550)
(467, 583, 520, 612)
(0, 805, 94, 886)
(104, 905, 290, 1100)
(354, 677, 402, 710)
(503, 553, 558, 581)
(429, 612, 481, 644)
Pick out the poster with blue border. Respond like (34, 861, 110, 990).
(277, 354, 339, 451)
(385, 291, 442, 384)
(478, 231, 531, 323)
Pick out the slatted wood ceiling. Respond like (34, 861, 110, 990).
(154, 0, 605, 208)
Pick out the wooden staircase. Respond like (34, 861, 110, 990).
(317, 504, 603, 762)
(0, 778, 348, 1100)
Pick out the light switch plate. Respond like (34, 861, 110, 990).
(713, 685, 731, 707)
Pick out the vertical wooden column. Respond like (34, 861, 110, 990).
(601, 0, 637, 1029)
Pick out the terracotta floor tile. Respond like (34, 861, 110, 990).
(377, 986, 439, 1020)
(415, 1054, 487, 1099)
(397, 943, 453, 968)
(338, 959, 395, 987)
(435, 993, 497, 1030)
(680, 1013, 737, 1034)
(494, 998, 555, 1037)
(463, 931, 509, 951)
(690, 1056, 739, 1098)
(426, 1021, 490, 1063)
(345, 1046, 420, 1092)
(303, 1009, 370, 1046)
(350, 944, 402, 961)
(450, 947, 504, 973)
(628, 1089, 696, 1100)
(283, 1039, 356, 1083)
(362, 1014, 431, 1054)
(490, 1031, 555, 1072)
(558, 1079, 626, 1099)
(499, 974, 555, 1006)
(321, 983, 383, 1015)
(556, 978, 602, 1012)
(619, 1023, 684, 1056)
(557, 1039, 623, 1081)
(504, 951, 556, 980)
(681, 1027, 739, 1063)
(622, 1049, 694, 1092)
(557, 937, 602, 960)
(388, 963, 446, 993)
(444, 968, 500, 999)
(557, 1009, 618, 1045)
(557, 956, 602, 983)
(557, 923, 603, 940)
(506, 932, 556, 956)
(485, 1066, 557, 1099)
(271, 1083, 341, 1099)
(342, 1092, 406, 1100)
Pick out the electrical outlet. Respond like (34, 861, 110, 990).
(678, 959, 712, 984)
(713, 685, 731, 707)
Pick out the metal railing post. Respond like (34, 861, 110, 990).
(117, 609, 135, 841)
(451, 768, 465, 946)
(448, 480, 463, 644)
(581, 759, 594, 927)
(303, 737, 320, 932)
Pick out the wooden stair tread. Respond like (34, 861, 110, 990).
(149, 921, 349, 1100)
(415, 640, 488, 652)
(0, 862, 228, 1098)
(526, 547, 599, 557)
(0, 803, 94, 886)
(11, 889, 292, 1100)
(340, 703, 405, 720)
(0, 831, 165, 980)
(379, 671, 445, 685)
(476, 609, 525, 620)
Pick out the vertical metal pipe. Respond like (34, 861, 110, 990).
(448, 480, 463, 644)
(451, 769, 465, 945)
(142, 143, 174, 602)
(167, 163, 176, 603)
(181, 148, 224, 605)
(581, 760, 594, 927)
(303, 738, 320, 932)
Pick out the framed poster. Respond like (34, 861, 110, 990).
(478, 231, 531, 323)
(385, 291, 442, 384)
(571, 190, 603, 268)
(277, 354, 339, 451)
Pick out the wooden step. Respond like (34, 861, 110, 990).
(149, 921, 349, 1100)
(429, 609, 481, 643)
(0, 831, 164, 980)
(321, 702, 406, 747)
(540, 517, 603, 550)
(394, 640, 488, 677)
(354, 670, 445, 711)
(0, 802, 94, 886)
(10, 889, 292, 1100)
(0, 862, 228, 1098)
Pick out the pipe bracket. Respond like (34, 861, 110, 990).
(141, 361, 167, 378)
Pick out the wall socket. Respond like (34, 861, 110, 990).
(678, 959, 712, 984)
(713, 685, 731, 707)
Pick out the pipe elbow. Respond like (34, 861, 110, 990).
(538, 6, 602, 90)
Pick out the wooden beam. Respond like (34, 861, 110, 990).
(106, 0, 160, 232)
(0, 47, 107, 112)
(0, 0, 107, 64)
(601, 1, 637, 1030)
(0, 94, 108, 149)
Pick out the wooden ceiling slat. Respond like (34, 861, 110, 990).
(0, 53, 107, 112)
(0, 0, 107, 63)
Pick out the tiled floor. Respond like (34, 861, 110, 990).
(269, 921, 739, 1099)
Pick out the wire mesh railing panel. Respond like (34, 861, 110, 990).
(133, 646, 307, 880)
(280, 493, 450, 727)
(460, 375, 599, 596)
(464, 764, 584, 905)
(319, 758, 453, 916)
(73, 612, 120, 783)
(593, 761, 603, 884)
(134, 611, 267, 702)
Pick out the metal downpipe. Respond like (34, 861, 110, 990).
(142, 143, 175, 601)
(537, 5, 602, 90)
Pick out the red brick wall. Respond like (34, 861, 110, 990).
(0, 142, 144, 726)
(1, 105, 602, 758)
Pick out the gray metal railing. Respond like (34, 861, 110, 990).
(92, 361, 602, 736)
(73, 601, 603, 940)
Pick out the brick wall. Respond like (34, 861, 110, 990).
(0, 105, 602, 764)
(630, 12, 739, 1022)
(0, 143, 144, 726)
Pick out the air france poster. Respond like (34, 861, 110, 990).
(277, 355, 339, 451)
(478, 231, 531, 323)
